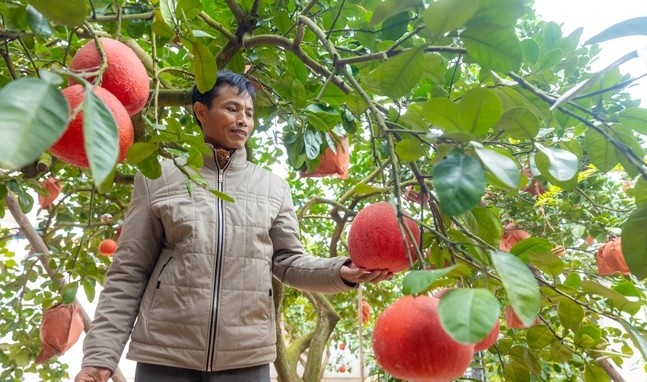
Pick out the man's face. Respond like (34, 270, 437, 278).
(193, 85, 255, 150)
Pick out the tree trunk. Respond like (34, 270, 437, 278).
(5, 193, 128, 382)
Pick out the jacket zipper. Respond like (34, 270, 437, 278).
(205, 158, 230, 371)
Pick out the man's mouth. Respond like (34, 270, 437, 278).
(231, 129, 248, 138)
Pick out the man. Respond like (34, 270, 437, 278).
(74, 71, 391, 382)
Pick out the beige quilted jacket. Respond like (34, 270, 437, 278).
(81, 147, 353, 373)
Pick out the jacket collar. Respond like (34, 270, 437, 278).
(203, 143, 247, 171)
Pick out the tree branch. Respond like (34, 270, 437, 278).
(198, 11, 236, 41)
(243, 34, 350, 93)
(4, 193, 128, 382)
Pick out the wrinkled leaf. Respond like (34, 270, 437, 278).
(439, 288, 501, 343)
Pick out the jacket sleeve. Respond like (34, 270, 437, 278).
(81, 173, 164, 373)
(271, 181, 355, 294)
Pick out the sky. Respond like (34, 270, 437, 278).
(15, 1, 647, 381)
(533, 0, 647, 105)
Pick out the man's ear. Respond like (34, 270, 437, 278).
(193, 102, 207, 126)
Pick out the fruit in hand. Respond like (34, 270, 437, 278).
(348, 202, 420, 273)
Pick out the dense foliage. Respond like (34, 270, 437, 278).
(0, 0, 646, 381)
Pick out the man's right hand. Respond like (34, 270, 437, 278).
(74, 367, 111, 382)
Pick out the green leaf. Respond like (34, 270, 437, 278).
(395, 139, 424, 162)
(422, 97, 463, 132)
(191, 40, 217, 93)
(423, 0, 479, 38)
(471, 207, 504, 246)
(209, 189, 235, 202)
(534, 143, 579, 184)
(82, 278, 96, 303)
(613, 127, 645, 178)
(584, 128, 618, 172)
(494, 107, 540, 139)
(186, 147, 203, 168)
(472, 142, 520, 189)
(633, 178, 647, 206)
(618, 108, 647, 135)
(382, 11, 409, 41)
(526, 326, 553, 349)
(528, 252, 564, 278)
(370, 0, 422, 25)
(26, 5, 53, 37)
(303, 129, 323, 160)
(438, 288, 501, 343)
(0, 78, 68, 169)
(176, 0, 202, 19)
(509, 346, 541, 374)
(621, 203, 647, 279)
(462, 25, 522, 73)
(432, 152, 485, 216)
(584, 17, 647, 45)
(159, 0, 177, 27)
(580, 280, 642, 315)
(459, 88, 502, 137)
(353, 183, 387, 196)
(402, 267, 458, 295)
(584, 365, 610, 382)
(618, 318, 647, 361)
(83, 88, 119, 186)
(61, 283, 78, 304)
(575, 325, 602, 349)
(491, 251, 540, 326)
(127, 143, 159, 164)
(137, 153, 162, 179)
(557, 299, 584, 331)
(371, 46, 425, 98)
(27, 0, 87, 26)
(467, 0, 524, 27)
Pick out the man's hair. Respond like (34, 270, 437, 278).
(192, 70, 257, 128)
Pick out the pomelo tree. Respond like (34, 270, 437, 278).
(0, 0, 646, 381)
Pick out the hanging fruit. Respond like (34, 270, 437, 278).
(499, 222, 531, 252)
(36, 303, 85, 364)
(38, 177, 62, 209)
(301, 135, 349, 179)
(597, 237, 631, 276)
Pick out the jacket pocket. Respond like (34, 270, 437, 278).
(155, 256, 174, 289)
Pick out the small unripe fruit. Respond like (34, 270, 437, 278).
(98, 239, 118, 257)
(69, 38, 150, 115)
(373, 295, 474, 382)
(348, 202, 421, 273)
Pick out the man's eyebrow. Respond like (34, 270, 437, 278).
(223, 100, 254, 111)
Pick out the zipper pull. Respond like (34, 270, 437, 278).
(218, 170, 224, 184)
